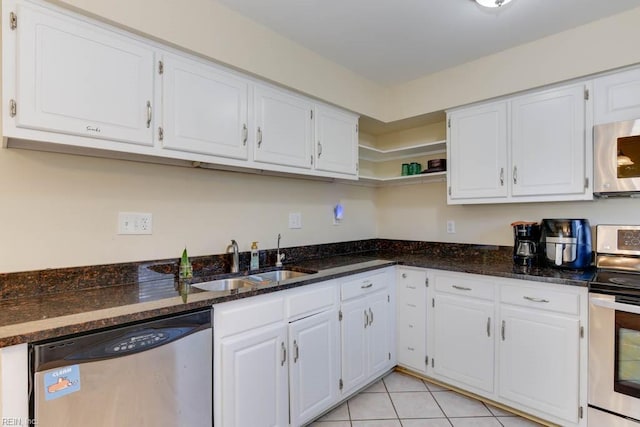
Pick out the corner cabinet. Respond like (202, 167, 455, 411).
(396, 267, 428, 374)
(2, 0, 359, 182)
(447, 82, 593, 204)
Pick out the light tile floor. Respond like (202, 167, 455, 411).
(309, 371, 545, 427)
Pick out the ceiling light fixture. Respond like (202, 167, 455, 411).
(476, 0, 513, 7)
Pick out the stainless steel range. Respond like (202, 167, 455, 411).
(589, 225, 640, 426)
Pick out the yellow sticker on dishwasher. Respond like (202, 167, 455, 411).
(44, 365, 81, 400)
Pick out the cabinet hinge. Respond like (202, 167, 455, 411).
(338, 310, 343, 321)
(356, 123, 359, 133)
(584, 177, 589, 189)
(425, 356, 429, 366)
(584, 88, 590, 101)
(425, 277, 429, 287)
(447, 118, 451, 128)
(10, 12, 17, 30)
(339, 379, 343, 390)
(310, 110, 313, 120)
(387, 294, 390, 303)
(448, 186, 452, 196)
(580, 326, 584, 339)
(432, 298, 435, 308)
(388, 352, 391, 360)
(579, 406, 584, 419)
(356, 162, 359, 172)
(310, 155, 314, 166)
(9, 99, 17, 118)
(158, 60, 164, 75)
(158, 127, 164, 141)
(431, 358, 434, 368)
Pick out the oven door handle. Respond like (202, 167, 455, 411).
(590, 295, 640, 315)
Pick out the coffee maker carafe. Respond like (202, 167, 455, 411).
(511, 221, 540, 267)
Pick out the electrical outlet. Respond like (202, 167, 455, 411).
(446, 220, 456, 234)
(118, 212, 153, 235)
(288, 212, 302, 229)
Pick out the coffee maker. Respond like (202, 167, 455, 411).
(511, 221, 540, 267)
(540, 219, 592, 269)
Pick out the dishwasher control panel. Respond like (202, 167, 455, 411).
(109, 331, 169, 353)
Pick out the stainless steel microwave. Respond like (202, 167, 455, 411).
(594, 119, 640, 196)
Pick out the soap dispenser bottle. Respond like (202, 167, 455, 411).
(250, 241, 259, 271)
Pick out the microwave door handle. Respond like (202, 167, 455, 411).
(591, 296, 640, 315)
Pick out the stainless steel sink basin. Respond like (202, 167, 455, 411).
(191, 269, 316, 292)
(191, 278, 252, 292)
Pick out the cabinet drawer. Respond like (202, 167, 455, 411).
(434, 273, 494, 300)
(500, 284, 580, 315)
(215, 295, 285, 337)
(286, 281, 337, 321)
(341, 271, 388, 301)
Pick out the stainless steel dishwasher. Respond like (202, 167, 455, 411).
(30, 309, 212, 427)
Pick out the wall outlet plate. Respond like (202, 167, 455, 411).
(288, 212, 302, 229)
(118, 212, 153, 235)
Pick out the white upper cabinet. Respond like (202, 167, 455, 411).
(447, 101, 508, 201)
(314, 105, 359, 176)
(447, 82, 592, 204)
(594, 66, 640, 125)
(511, 85, 587, 197)
(160, 52, 249, 160)
(10, 1, 155, 147)
(253, 84, 314, 170)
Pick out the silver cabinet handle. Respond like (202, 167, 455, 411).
(318, 141, 322, 158)
(361, 281, 373, 289)
(500, 168, 504, 186)
(452, 285, 472, 291)
(281, 342, 287, 366)
(523, 296, 550, 303)
(513, 166, 518, 184)
(146, 101, 152, 128)
(407, 285, 416, 289)
(402, 273, 407, 279)
(501, 320, 506, 341)
(364, 310, 369, 328)
(293, 340, 299, 363)
(257, 127, 263, 147)
(369, 308, 374, 325)
(242, 124, 248, 146)
(487, 317, 491, 337)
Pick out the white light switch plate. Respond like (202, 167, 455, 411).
(118, 212, 153, 235)
(288, 212, 302, 229)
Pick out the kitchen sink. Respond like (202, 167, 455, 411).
(191, 278, 252, 292)
(191, 269, 316, 292)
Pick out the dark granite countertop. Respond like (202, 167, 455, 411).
(0, 240, 595, 347)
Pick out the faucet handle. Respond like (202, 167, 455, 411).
(276, 253, 285, 267)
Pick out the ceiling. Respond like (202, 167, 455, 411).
(215, 0, 640, 86)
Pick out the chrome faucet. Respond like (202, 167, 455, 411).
(275, 233, 285, 267)
(230, 240, 239, 273)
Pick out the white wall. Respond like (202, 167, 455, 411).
(376, 182, 640, 246)
(0, 148, 376, 272)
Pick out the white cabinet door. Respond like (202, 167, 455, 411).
(511, 84, 587, 197)
(14, 2, 154, 146)
(594, 66, 640, 125)
(396, 268, 428, 374)
(161, 52, 249, 160)
(254, 84, 313, 169)
(220, 323, 289, 427)
(432, 293, 494, 393)
(499, 305, 580, 424)
(448, 101, 508, 201)
(367, 290, 391, 376)
(314, 105, 358, 176)
(289, 309, 340, 427)
(340, 296, 368, 394)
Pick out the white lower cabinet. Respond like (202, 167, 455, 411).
(431, 272, 495, 394)
(289, 308, 340, 427)
(424, 269, 587, 427)
(396, 267, 428, 374)
(340, 269, 395, 396)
